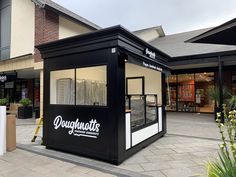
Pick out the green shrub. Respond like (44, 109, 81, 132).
(207, 105, 236, 176)
(207, 86, 231, 107)
(19, 98, 32, 107)
(0, 98, 8, 106)
(228, 95, 236, 110)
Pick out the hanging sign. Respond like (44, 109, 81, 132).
(0, 75, 7, 83)
(144, 48, 156, 59)
(0, 73, 17, 83)
(53, 115, 100, 139)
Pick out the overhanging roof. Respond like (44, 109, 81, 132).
(147, 28, 236, 58)
(32, 0, 101, 30)
(36, 25, 171, 70)
(187, 18, 236, 45)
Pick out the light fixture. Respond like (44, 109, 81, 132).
(124, 59, 128, 62)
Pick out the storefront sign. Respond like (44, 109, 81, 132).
(0, 73, 17, 83)
(142, 61, 163, 72)
(53, 115, 100, 138)
(144, 48, 156, 59)
(0, 75, 7, 83)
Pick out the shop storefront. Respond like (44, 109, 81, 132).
(167, 67, 236, 113)
(0, 72, 40, 109)
(167, 72, 215, 113)
(37, 26, 170, 164)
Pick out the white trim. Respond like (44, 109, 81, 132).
(125, 113, 131, 150)
(132, 123, 158, 146)
(158, 107, 162, 132)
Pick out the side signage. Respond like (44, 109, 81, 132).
(142, 61, 163, 72)
(53, 115, 100, 139)
(0, 73, 17, 83)
(144, 48, 156, 59)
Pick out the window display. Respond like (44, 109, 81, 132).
(76, 66, 107, 106)
(166, 72, 215, 113)
(50, 66, 107, 106)
(50, 69, 75, 105)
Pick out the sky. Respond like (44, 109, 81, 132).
(53, 0, 236, 35)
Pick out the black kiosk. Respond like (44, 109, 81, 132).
(37, 26, 170, 165)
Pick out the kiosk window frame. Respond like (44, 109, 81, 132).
(125, 75, 159, 132)
(49, 64, 108, 107)
(75, 65, 107, 106)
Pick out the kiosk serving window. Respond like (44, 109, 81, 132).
(76, 65, 107, 106)
(50, 69, 75, 105)
(125, 62, 162, 130)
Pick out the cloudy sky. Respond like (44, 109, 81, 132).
(53, 0, 236, 34)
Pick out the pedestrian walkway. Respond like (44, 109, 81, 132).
(13, 112, 221, 177)
(167, 112, 220, 140)
(0, 149, 117, 177)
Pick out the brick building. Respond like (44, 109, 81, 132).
(0, 0, 100, 117)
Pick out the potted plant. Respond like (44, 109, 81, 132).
(208, 86, 230, 120)
(18, 98, 33, 119)
(0, 98, 8, 106)
(0, 98, 8, 117)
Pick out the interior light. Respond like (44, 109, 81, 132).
(124, 59, 128, 62)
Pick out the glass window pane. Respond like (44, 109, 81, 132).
(50, 69, 75, 105)
(130, 95, 145, 129)
(195, 72, 214, 113)
(166, 75, 177, 111)
(177, 74, 195, 112)
(76, 65, 107, 106)
(168, 75, 177, 83)
(146, 95, 157, 123)
(127, 78, 143, 95)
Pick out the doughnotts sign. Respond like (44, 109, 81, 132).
(143, 61, 163, 72)
(145, 48, 156, 59)
(53, 116, 100, 139)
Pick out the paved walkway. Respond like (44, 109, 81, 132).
(0, 149, 117, 177)
(12, 113, 222, 177)
(167, 112, 220, 140)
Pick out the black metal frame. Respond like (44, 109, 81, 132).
(126, 94, 158, 132)
(126, 76, 145, 95)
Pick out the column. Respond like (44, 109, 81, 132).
(218, 56, 224, 123)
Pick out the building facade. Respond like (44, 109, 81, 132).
(0, 0, 100, 117)
(135, 27, 236, 114)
